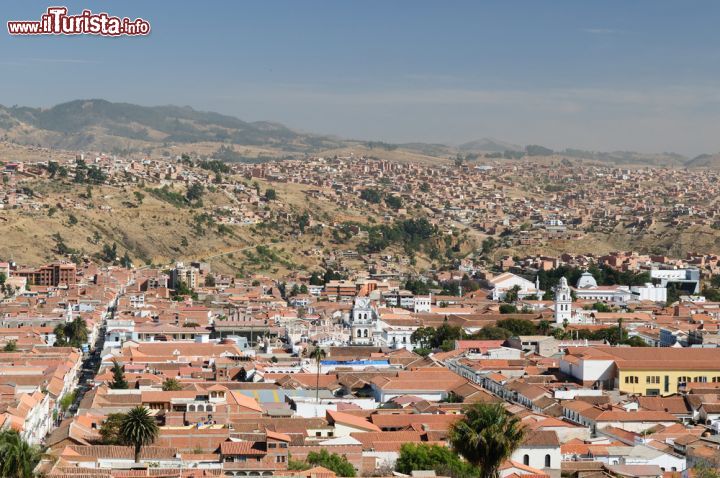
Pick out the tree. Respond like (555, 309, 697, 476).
(119, 406, 159, 463)
(309, 272, 324, 286)
(0, 429, 41, 478)
(121, 252, 132, 269)
(309, 347, 327, 403)
(162, 378, 183, 391)
(60, 391, 76, 413)
(133, 191, 145, 204)
(99, 413, 126, 445)
(298, 212, 310, 233)
(471, 326, 512, 340)
(396, 443, 476, 478)
(186, 182, 204, 202)
(46, 160, 59, 178)
(385, 195, 402, 210)
(3, 340, 17, 352)
(498, 304, 518, 314)
(54, 317, 89, 348)
(449, 403, 525, 478)
(694, 464, 720, 478)
(503, 285, 521, 303)
(537, 320, 551, 336)
(306, 449, 356, 477)
(264, 188, 277, 200)
(495, 318, 537, 335)
(110, 360, 129, 389)
(360, 188, 382, 204)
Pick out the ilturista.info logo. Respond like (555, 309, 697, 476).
(7, 6, 150, 36)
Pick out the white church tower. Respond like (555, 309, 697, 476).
(554, 277, 572, 324)
(351, 297, 375, 345)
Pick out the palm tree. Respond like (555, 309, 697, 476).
(0, 430, 41, 478)
(309, 346, 327, 403)
(161, 378, 182, 391)
(449, 403, 525, 478)
(537, 320, 550, 336)
(119, 406, 159, 464)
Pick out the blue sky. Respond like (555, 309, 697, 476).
(2, 1, 720, 155)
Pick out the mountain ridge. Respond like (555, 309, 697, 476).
(0, 99, 715, 167)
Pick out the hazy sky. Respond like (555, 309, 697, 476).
(2, 1, 720, 155)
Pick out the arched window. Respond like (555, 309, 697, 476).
(545, 454, 551, 467)
(197, 404, 205, 412)
(523, 455, 529, 466)
(363, 329, 368, 338)
(188, 405, 195, 412)
(357, 329, 362, 337)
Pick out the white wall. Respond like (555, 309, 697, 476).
(511, 446, 561, 470)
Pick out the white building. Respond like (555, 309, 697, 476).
(511, 430, 562, 472)
(574, 272, 631, 303)
(631, 283, 667, 303)
(413, 295, 431, 313)
(350, 297, 376, 345)
(488, 273, 543, 301)
(555, 277, 573, 324)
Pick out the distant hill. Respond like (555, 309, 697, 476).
(0, 99, 712, 168)
(0, 99, 343, 153)
(458, 137, 522, 153)
(685, 153, 720, 168)
(560, 149, 688, 168)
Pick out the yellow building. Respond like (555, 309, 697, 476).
(561, 346, 720, 396)
(611, 348, 720, 396)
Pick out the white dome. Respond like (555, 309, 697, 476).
(576, 272, 597, 289)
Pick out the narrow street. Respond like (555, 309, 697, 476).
(67, 306, 111, 416)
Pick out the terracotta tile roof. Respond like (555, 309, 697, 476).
(220, 441, 266, 456)
(349, 431, 424, 448)
(370, 413, 461, 430)
(64, 445, 178, 460)
(326, 410, 381, 432)
(522, 430, 560, 447)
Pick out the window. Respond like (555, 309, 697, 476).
(646, 376, 660, 384)
(545, 455, 551, 468)
(276, 456, 287, 463)
(523, 455, 530, 466)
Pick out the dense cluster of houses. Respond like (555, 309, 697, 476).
(0, 256, 717, 478)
